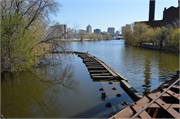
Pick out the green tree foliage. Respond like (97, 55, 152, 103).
(1, 0, 60, 74)
(1, 13, 35, 73)
(78, 30, 86, 42)
(122, 22, 179, 51)
(166, 28, 179, 50)
(88, 33, 96, 41)
(122, 24, 133, 45)
(97, 34, 103, 41)
(103, 34, 112, 40)
(77, 32, 112, 41)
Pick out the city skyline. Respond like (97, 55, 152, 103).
(50, 0, 178, 32)
(80, 25, 119, 33)
(86, 25, 92, 34)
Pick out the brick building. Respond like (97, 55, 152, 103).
(135, 1, 179, 28)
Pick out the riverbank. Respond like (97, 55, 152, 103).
(122, 23, 179, 53)
(140, 43, 179, 53)
(2, 40, 179, 118)
(69, 39, 96, 42)
(53, 38, 112, 42)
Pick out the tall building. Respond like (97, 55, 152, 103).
(94, 29, 101, 34)
(149, 0, 155, 21)
(86, 25, 92, 34)
(116, 30, 120, 35)
(50, 24, 67, 39)
(135, 0, 179, 28)
(107, 27, 115, 35)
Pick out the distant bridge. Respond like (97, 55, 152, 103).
(113, 35, 125, 40)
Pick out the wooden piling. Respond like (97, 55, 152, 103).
(53, 51, 143, 106)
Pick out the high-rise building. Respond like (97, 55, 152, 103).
(86, 25, 92, 34)
(149, 0, 155, 21)
(50, 24, 67, 39)
(107, 27, 115, 35)
(94, 29, 101, 34)
(116, 30, 120, 35)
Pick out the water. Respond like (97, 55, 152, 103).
(70, 40, 179, 94)
(1, 40, 179, 118)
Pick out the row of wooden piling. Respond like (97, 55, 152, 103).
(52, 51, 143, 101)
(77, 52, 143, 102)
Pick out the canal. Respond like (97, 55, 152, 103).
(1, 40, 179, 118)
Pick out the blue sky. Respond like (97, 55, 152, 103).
(50, 0, 179, 33)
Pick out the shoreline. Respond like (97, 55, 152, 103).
(138, 45, 179, 53)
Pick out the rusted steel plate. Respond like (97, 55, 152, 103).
(155, 98, 171, 110)
(166, 107, 180, 118)
(110, 106, 134, 118)
(131, 104, 152, 118)
(159, 85, 180, 99)
(163, 88, 180, 99)
(148, 103, 160, 108)
(171, 85, 180, 89)
(162, 93, 171, 97)
(169, 104, 180, 108)
(112, 75, 179, 119)
(147, 89, 163, 99)
(111, 96, 149, 118)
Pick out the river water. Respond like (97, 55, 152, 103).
(1, 40, 179, 118)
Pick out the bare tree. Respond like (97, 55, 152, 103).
(1, 0, 75, 73)
(1, 0, 61, 33)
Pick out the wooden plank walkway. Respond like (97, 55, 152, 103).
(51, 51, 179, 118)
(77, 52, 143, 101)
(110, 71, 180, 119)
(52, 51, 143, 102)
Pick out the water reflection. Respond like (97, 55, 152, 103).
(1, 54, 80, 118)
(142, 55, 151, 95)
(70, 40, 179, 95)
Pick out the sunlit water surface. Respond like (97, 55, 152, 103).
(1, 40, 179, 118)
(70, 40, 179, 93)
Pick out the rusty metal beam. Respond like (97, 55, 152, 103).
(131, 78, 180, 119)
